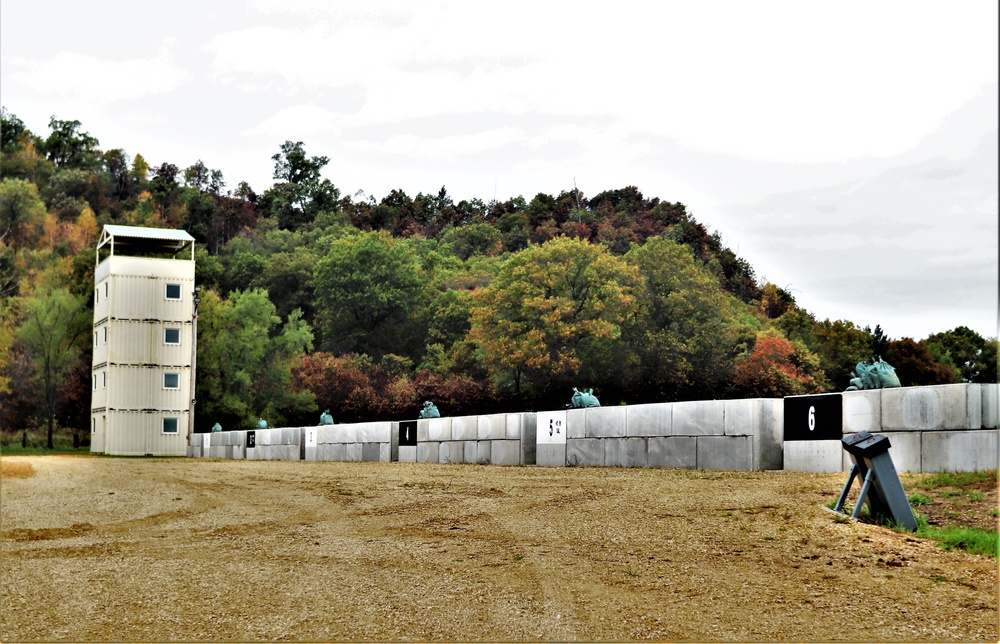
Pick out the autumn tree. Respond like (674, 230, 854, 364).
(469, 236, 641, 403)
(730, 331, 825, 398)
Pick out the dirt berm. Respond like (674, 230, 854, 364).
(1, 456, 996, 641)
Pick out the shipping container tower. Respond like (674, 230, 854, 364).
(90, 225, 197, 455)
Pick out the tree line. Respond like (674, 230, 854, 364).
(1, 107, 996, 444)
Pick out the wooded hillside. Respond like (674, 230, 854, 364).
(2, 108, 996, 443)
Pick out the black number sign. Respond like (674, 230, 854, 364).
(783, 393, 842, 441)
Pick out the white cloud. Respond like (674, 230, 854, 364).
(243, 104, 343, 138)
(2, 47, 188, 104)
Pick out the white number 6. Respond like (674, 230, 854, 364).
(808, 406, 816, 431)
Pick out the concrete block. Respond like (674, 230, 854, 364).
(754, 399, 784, 471)
(626, 403, 672, 437)
(982, 384, 998, 429)
(505, 414, 522, 440)
(442, 441, 465, 464)
(537, 411, 567, 444)
(566, 438, 604, 467)
(921, 430, 999, 472)
(281, 427, 299, 445)
(478, 414, 507, 440)
(329, 443, 347, 461)
(379, 443, 390, 463)
(477, 441, 491, 465)
(345, 443, 362, 462)
(426, 418, 452, 442)
(877, 432, 922, 473)
(331, 425, 357, 444)
(490, 440, 521, 466)
(586, 406, 627, 438)
(843, 390, 881, 434)
(647, 436, 697, 469)
(362, 442, 381, 462)
(673, 400, 725, 436)
(314, 443, 333, 461)
(463, 441, 478, 464)
(606, 437, 647, 467)
(417, 441, 439, 463)
(317, 426, 336, 443)
(566, 408, 586, 439)
(416, 420, 430, 443)
(450, 416, 476, 441)
(784, 440, 842, 473)
(209, 445, 225, 459)
(519, 416, 536, 466)
(232, 445, 245, 460)
(244, 447, 255, 460)
(398, 445, 417, 463)
(698, 435, 752, 471)
(882, 384, 981, 431)
(536, 443, 566, 467)
(357, 422, 391, 443)
(604, 438, 626, 467)
(304, 445, 316, 461)
(390, 424, 399, 462)
(723, 399, 757, 436)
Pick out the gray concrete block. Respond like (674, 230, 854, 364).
(490, 440, 521, 466)
(379, 443, 390, 463)
(982, 384, 998, 429)
(451, 416, 477, 441)
(304, 445, 316, 461)
(345, 443, 362, 462)
(673, 400, 725, 436)
(390, 424, 399, 462)
(244, 447, 256, 460)
(478, 414, 506, 440)
(233, 445, 245, 460)
(843, 389, 881, 434)
(586, 406, 627, 438)
(398, 445, 417, 463)
(536, 443, 566, 467)
(317, 425, 336, 443)
(723, 399, 757, 436)
(281, 427, 299, 445)
(882, 384, 981, 431)
(329, 443, 347, 461)
(357, 422, 391, 443)
(417, 442, 439, 463)
(626, 403, 672, 437)
(921, 430, 999, 472)
(505, 414, 522, 440)
(426, 418, 452, 442)
(477, 441, 491, 465)
(209, 445, 225, 458)
(647, 436, 696, 469)
(519, 417, 536, 466)
(442, 441, 464, 464)
(416, 419, 430, 443)
(754, 399, 784, 471)
(330, 425, 357, 444)
(567, 438, 604, 467)
(877, 432, 921, 473)
(362, 442, 381, 462)
(566, 408, 586, 439)
(463, 441, 478, 464)
(698, 435, 752, 471)
(784, 440, 842, 473)
(604, 438, 627, 467)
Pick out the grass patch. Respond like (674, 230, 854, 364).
(908, 493, 933, 506)
(918, 470, 993, 490)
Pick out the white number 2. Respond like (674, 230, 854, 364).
(808, 406, 816, 431)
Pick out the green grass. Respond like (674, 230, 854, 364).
(918, 470, 993, 490)
(905, 514, 999, 559)
(908, 493, 933, 506)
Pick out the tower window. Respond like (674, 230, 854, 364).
(165, 284, 182, 300)
(162, 418, 179, 434)
(164, 328, 181, 345)
(163, 373, 180, 389)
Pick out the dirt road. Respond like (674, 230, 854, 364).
(1, 455, 996, 642)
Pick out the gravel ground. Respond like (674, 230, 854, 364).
(1, 455, 997, 642)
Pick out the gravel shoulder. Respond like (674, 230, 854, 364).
(1, 455, 997, 642)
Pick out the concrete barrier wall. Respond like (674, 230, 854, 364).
(785, 384, 999, 474)
(187, 384, 995, 474)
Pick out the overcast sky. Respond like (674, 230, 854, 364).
(2, 0, 997, 341)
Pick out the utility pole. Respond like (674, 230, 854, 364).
(187, 286, 201, 446)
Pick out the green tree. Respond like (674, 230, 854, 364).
(469, 236, 640, 399)
(624, 236, 746, 401)
(196, 288, 314, 430)
(885, 338, 958, 386)
(925, 326, 998, 383)
(263, 141, 340, 230)
(42, 117, 100, 170)
(313, 231, 427, 359)
(17, 288, 90, 448)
